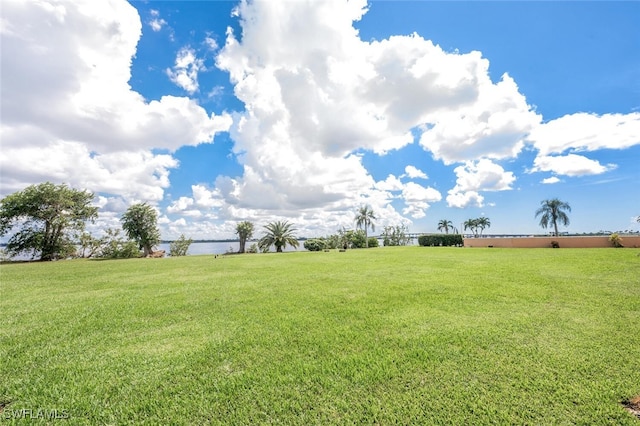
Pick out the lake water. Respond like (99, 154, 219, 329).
(157, 241, 305, 256)
(1, 240, 304, 260)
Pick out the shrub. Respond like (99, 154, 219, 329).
(99, 229, 140, 259)
(367, 237, 379, 248)
(551, 241, 560, 248)
(418, 234, 463, 247)
(324, 234, 340, 249)
(381, 225, 411, 246)
(350, 230, 367, 248)
(246, 243, 258, 254)
(169, 234, 193, 257)
(304, 238, 326, 252)
(609, 233, 624, 248)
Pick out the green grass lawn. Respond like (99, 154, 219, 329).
(1, 247, 639, 424)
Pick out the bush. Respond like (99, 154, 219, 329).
(367, 237, 379, 248)
(304, 238, 326, 252)
(609, 233, 624, 248)
(381, 225, 410, 246)
(418, 234, 463, 247)
(350, 230, 367, 248)
(169, 234, 193, 257)
(99, 229, 141, 259)
(246, 243, 258, 254)
(551, 241, 560, 248)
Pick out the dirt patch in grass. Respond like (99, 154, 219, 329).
(623, 395, 640, 419)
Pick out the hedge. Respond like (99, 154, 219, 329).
(418, 234, 463, 247)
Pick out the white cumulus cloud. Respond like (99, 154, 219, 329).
(166, 47, 205, 94)
(0, 0, 231, 204)
(402, 165, 428, 179)
(213, 0, 540, 230)
(446, 159, 515, 208)
(401, 182, 442, 219)
(446, 190, 484, 209)
(532, 154, 615, 177)
(528, 112, 640, 156)
(541, 176, 561, 184)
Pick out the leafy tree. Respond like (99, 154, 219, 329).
(170, 234, 193, 257)
(477, 217, 491, 236)
(258, 220, 299, 252)
(355, 205, 376, 246)
(321, 233, 340, 249)
(437, 219, 454, 234)
(121, 203, 161, 256)
(0, 182, 98, 260)
(382, 225, 411, 246)
(535, 198, 571, 237)
(76, 232, 103, 258)
(336, 228, 367, 249)
(349, 229, 367, 248)
(235, 221, 254, 253)
(98, 228, 140, 259)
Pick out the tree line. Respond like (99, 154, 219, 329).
(1, 182, 626, 261)
(0, 183, 190, 261)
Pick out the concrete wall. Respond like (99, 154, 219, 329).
(463, 235, 640, 248)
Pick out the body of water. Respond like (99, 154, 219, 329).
(158, 241, 304, 256)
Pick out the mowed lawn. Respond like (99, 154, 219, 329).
(1, 247, 639, 424)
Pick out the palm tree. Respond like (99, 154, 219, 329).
(235, 221, 254, 253)
(437, 219, 454, 234)
(464, 218, 479, 237)
(258, 220, 299, 253)
(355, 205, 376, 245)
(535, 198, 571, 237)
(477, 217, 491, 236)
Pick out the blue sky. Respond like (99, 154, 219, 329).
(1, 0, 639, 239)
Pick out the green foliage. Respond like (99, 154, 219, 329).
(76, 232, 103, 258)
(337, 228, 367, 249)
(303, 238, 326, 252)
(169, 234, 193, 256)
(367, 237, 379, 248)
(350, 229, 367, 248)
(382, 225, 411, 246)
(355, 205, 376, 245)
(418, 234, 463, 247)
(258, 220, 299, 252)
(324, 233, 340, 249)
(609, 233, 624, 248)
(97, 228, 140, 259)
(536, 198, 571, 237)
(235, 221, 254, 253)
(463, 217, 491, 237)
(0, 182, 98, 260)
(0, 247, 9, 262)
(437, 219, 454, 234)
(120, 203, 161, 256)
(246, 243, 258, 254)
